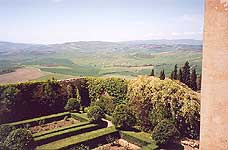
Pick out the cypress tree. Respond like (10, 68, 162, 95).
(182, 61, 191, 87)
(160, 69, 165, 80)
(170, 71, 174, 80)
(178, 68, 183, 82)
(150, 69, 155, 76)
(171, 64, 178, 80)
(173, 64, 178, 80)
(190, 68, 197, 91)
(197, 74, 202, 91)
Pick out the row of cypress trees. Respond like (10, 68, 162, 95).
(150, 61, 201, 91)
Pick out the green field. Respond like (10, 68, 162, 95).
(0, 41, 202, 81)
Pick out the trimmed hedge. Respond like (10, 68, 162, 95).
(120, 131, 158, 149)
(34, 124, 100, 146)
(142, 144, 159, 150)
(71, 113, 89, 122)
(36, 127, 119, 150)
(33, 121, 90, 138)
(7, 112, 70, 128)
(0, 78, 90, 124)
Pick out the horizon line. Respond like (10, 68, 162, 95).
(0, 38, 203, 45)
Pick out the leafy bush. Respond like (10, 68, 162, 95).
(112, 104, 136, 129)
(86, 77, 128, 104)
(0, 86, 20, 123)
(3, 128, 35, 150)
(149, 101, 172, 128)
(128, 76, 200, 138)
(87, 106, 105, 123)
(92, 92, 116, 115)
(0, 125, 16, 146)
(64, 98, 81, 112)
(152, 119, 180, 146)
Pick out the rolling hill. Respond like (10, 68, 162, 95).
(0, 39, 202, 82)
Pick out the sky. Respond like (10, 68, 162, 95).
(0, 0, 204, 44)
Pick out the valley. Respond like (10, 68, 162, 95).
(0, 40, 202, 84)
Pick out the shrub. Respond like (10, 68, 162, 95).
(152, 119, 180, 146)
(0, 125, 16, 146)
(64, 98, 80, 112)
(86, 77, 128, 104)
(87, 106, 105, 123)
(0, 86, 20, 123)
(112, 104, 136, 129)
(149, 101, 172, 128)
(3, 128, 35, 150)
(92, 92, 116, 115)
(128, 76, 200, 138)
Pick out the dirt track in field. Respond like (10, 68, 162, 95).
(0, 68, 45, 84)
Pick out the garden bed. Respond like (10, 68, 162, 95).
(7, 112, 71, 128)
(30, 117, 80, 134)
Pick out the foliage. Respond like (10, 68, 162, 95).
(87, 106, 105, 123)
(112, 104, 136, 129)
(34, 124, 99, 144)
(0, 78, 85, 124)
(197, 74, 201, 91)
(171, 64, 178, 80)
(152, 119, 180, 146)
(150, 69, 155, 76)
(149, 101, 172, 128)
(92, 92, 116, 115)
(33, 121, 90, 138)
(3, 128, 34, 150)
(71, 113, 89, 122)
(0, 125, 16, 146)
(0, 86, 19, 122)
(86, 77, 128, 104)
(159, 70, 165, 80)
(182, 61, 191, 87)
(178, 68, 183, 82)
(66, 84, 75, 99)
(36, 127, 118, 150)
(190, 68, 197, 91)
(8, 112, 70, 128)
(64, 98, 80, 112)
(120, 131, 157, 148)
(128, 76, 200, 138)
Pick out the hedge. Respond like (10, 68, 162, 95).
(34, 124, 100, 146)
(36, 127, 119, 150)
(104, 114, 113, 122)
(86, 77, 128, 104)
(0, 77, 127, 124)
(0, 78, 91, 124)
(71, 113, 89, 122)
(120, 131, 158, 149)
(142, 144, 159, 150)
(7, 112, 70, 128)
(33, 121, 90, 138)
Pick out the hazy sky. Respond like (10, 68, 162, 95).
(0, 0, 204, 44)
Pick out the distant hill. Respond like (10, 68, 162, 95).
(0, 39, 202, 81)
(122, 39, 202, 45)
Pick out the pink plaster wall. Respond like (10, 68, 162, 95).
(200, 0, 228, 149)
